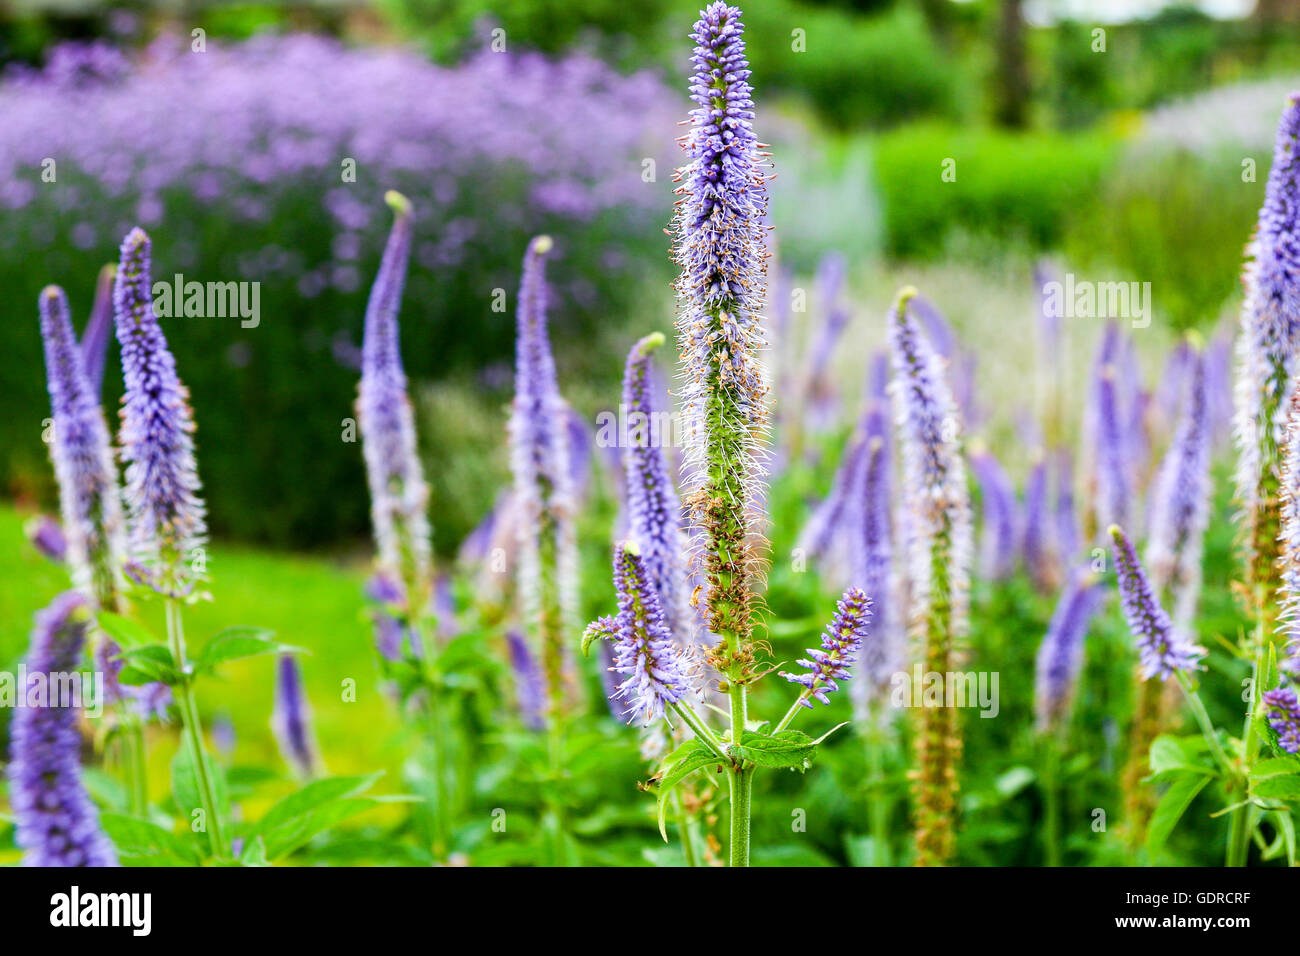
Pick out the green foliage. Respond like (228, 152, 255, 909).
(872, 122, 1119, 259)
(1063, 147, 1263, 331)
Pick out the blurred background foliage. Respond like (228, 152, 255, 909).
(1, 0, 1296, 551)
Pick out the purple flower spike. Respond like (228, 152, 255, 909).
(26, 515, 68, 563)
(39, 284, 127, 607)
(509, 235, 579, 642)
(970, 447, 1019, 581)
(621, 332, 691, 641)
(357, 192, 432, 613)
(1264, 687, 1300, 753)
(1277, 386, 1300, 677)
(1146, 348, 1211, 634)
(7, 592, 118, 867)
(1034, 572, 1104, 731)
(113, 227, 206, 584)
(79, 263, 116, 397)
(1235, 94, 1300, 570)
(782, 587, 871, 707)
(272, 655, 319, 778)
(1094, 364, 1131, 536)
(1054, 448, 1080, 565)
(506, 629, 547, 731)
(608, 545, 696, 725)
(1109, 525, 1204, 681)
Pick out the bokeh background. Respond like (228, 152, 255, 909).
(2, 0, 1299, 865)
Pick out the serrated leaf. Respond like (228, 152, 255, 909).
(195, 627, 299, 673)
(732, 729, 818, 770)
(95, 612, 156, 650)
(100, 812, 202, 865)
(117, 644, 180, 686)
(1253, 774, 1300, 802)
(254, 773, 383, 836)
(1252, 756, 1300, 780)
(651, 742, 720, 841)
(1146, 772, 1211, 853)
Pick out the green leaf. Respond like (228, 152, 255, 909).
(195, 627, 299, 673)
(263, 797, 395, 861)
(1275, 810, 1296, 866)
(1252, 756, 1300, 781)
(99, 812, 202, 865)
(732, 729, 818, 770)
(1146, 772, 1211, 853)
(116, 644, 180, 686)
(1253, 774, 1300, 803)
(651, 742, 721, 841)
(170, 737, 230, 837)
(95, 612, 156, 650)
(238, 835, 269, 867)
(254, 773, 383, 836)
(1149, 734, 1215, 777)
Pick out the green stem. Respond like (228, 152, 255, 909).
(1228, 634, 1267, 867)
(1175, 672, 1234, 778)
(1176, 667, 1248, 867)
(1042, 736, 1061, 867)
(165, 598, 226, 860)
(124, 713, 148, 817)
(413, 618, 451, 861)
(672, 791, 700, 868)
(670, 702, 727, 760)
(728, 763, 751, 868)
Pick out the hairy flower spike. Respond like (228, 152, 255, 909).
(357, 192, 432, 618)
(39, 285, 127, 609)
(781, 587, 871, 706)
(609, 545, 696, 725)
(1035, 572, 1104, 732)
(622, 333, 692, 642)
(1235, 94, 1300, 611)
(1278, 386, 1300, 677)
(7, 592, 117, 867)
(889, 286, 972, 867)
(673, 2, 770, 675)
(1146, 348, 1211, 635)
(509, 234, 579, 718)
(1109, 525, 1204, 680)
(113, 227, 207, 585)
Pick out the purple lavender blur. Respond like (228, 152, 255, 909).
(970, 448, 1019, 581)
(1109, 525, 1204, 681)
(1264, 687, 1300, 754)
(39, 284, 126, 606)
(357, 192, 432, 618)
(112, 228, 207, 583)
(7, 592, 117, 867)
(79, 263, 115, 397)
(506, 629, 547, 731)
(782, 587, 871, 707)
(26, 515, 68, 563)
(272, 654, 319, 778)
(1035, 573, 1104, 731)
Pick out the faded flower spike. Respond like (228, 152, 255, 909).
(1281, 386, 1300, 676)
(1145, 346, 1210, 634)
(674, 1, 770, 676)
(510, 234, 580, 718)
(506, 629, 546, 732)
(1109, 525, 1204, 681)
(1034, 572, 1104, 732)
(781, 587, 871, 707)
(1263, 687, 1300, 754)
(272, 654, 320, 779)
(609, 544, 696, 725)
(80, 263, 116, 397)
(7, 592, 117, 867)
(38, 285, 127, 608)
(357, 192, 432, 617)
(113, 227, 207, 585)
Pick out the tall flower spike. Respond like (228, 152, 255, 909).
(7, 592, 118, 867)
(1146, 346, 1211, 635)
(1094, 363, 1131, 537)
(113, 227, 206, 587)
(357, 192, 432, 619)
(1055, 447, 1080, 566)
(1034, 572, 1104, 732)
(38, 285, 127, 609)
(609, 545, 696, 725)
(1235, 94, 1300, 612)
(272, 654, 320, 779)
(674, 2, 770, 678)
(506, 629, 547, 731)
(79, 263, 115, 397)
(888, 286, 972, 867)
(1109, 525, 1204, 681)
(509, 234, 579, 718)
(781, 587, 871, 706)
(622, 332, 692, 642)
(1277, 385, 1300, 677)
